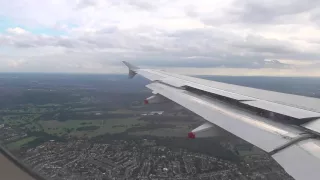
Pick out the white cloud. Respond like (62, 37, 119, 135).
(7, 59, 27, 67)
(6, 27, 28, 35)
(0, 0, 320, 76)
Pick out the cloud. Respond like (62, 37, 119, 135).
(130, 58, 291, 69)
(6, 27, 28, 34)
(0, 25, 319, 71)
(184, 5, 199, 18)
(7, 59, 27, 67)
(232, 0, 320, 24)
(0, 0, 320, 76)
(200, 0, 320, 26)
(76, 0, 97, 9)
(126, 0, 156, 10)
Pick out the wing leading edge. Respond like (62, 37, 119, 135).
(123, 61, 320, 180)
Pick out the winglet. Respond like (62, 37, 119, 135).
(122, 61, 139, 79)
(123, 61, 139, 71)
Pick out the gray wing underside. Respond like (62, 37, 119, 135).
(123, 61, 320, 180)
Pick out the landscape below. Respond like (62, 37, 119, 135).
(1, 73, 317, 179)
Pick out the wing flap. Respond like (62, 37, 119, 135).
(146, 82, 302, 152)
(302, 118, 320, 134)
(184, 83, 255, 101)
(272, 139, 320, 180)
(242, 100, 320, 119)
(156, 70, 320, 113)
(161, 76, 320, 120)
(172, 81, 320, 120)
(123, 62, 320, 114)
(129, 68, 320, 120)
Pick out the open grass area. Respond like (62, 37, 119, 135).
(70, 107, 95, 111)
(6, 136, 37, 150)
(3, 114, 41, 126)
(37, 103, 61, 107)
(0, 105, 58, 114)
(40, 118, 146, 137)
(85, 118, 145, 137)
(108, 109, 138, 114)
(128, 123, 194, 137)
(129, 128, 189, 137)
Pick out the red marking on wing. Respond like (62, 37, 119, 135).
(144, 99, 149, 104)
(188, 132, 195, 139)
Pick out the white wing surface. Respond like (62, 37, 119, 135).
(123, 61, 320, 180)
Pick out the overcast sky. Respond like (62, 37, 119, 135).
(1, 0, 320, 76)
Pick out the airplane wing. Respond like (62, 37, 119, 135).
(0, 145, 46, 180)
(123, 61, 320, 180)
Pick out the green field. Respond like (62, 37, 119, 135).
(129, 128, 188, 137)
(3, 114, 40, 126)
(6, 137, 37, 150)
(0, 104, 57, 114)
(109, 109, 138, 114)
(40, 118, 146, 137)
(129, 123, 193, 137)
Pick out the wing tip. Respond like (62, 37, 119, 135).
(123, 61, 138, 79)
(122, 61, 139, 71)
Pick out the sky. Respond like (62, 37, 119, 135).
(1, 0, 320, 76)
